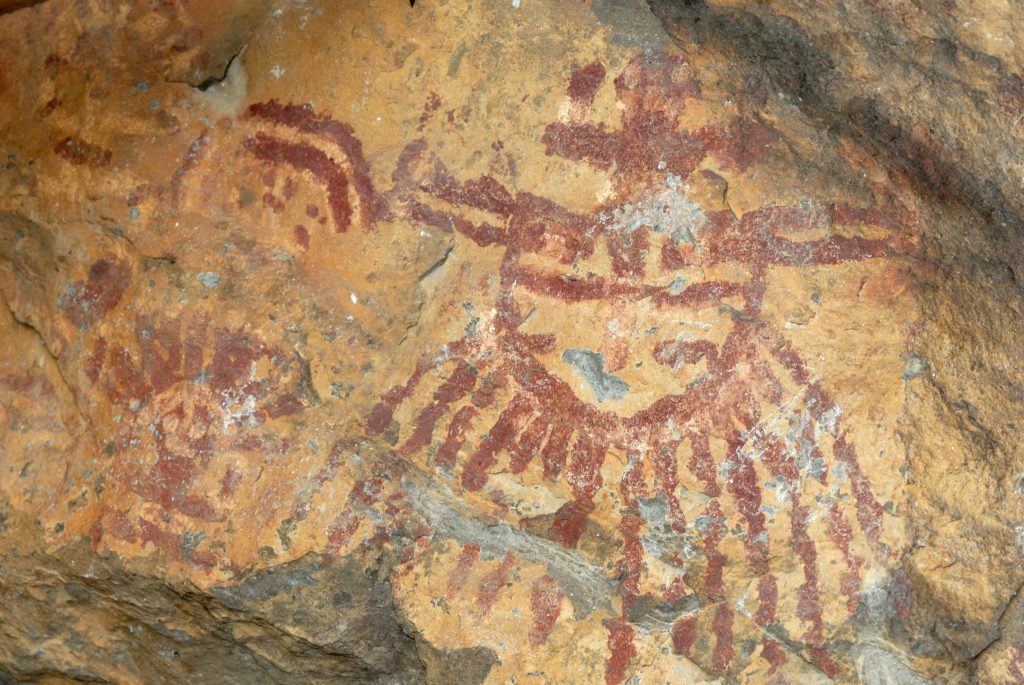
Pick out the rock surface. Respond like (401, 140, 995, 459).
(0, 1, 1022, 683)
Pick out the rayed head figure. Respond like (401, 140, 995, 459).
(259, 51, 918, 680)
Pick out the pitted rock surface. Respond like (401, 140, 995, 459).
(1, 1, 1023, 684)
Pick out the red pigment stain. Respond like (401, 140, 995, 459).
(687, 431, 721, 496)
(1008, 644, 1024, 683)
(133, 314, 186, 395)
(476, 552, 516, 614)
(509, 416, 549, 473)
(567, 61, 606, 105)
(697, 117, 779, 171)
(825, 499, 864, 613)
(350, 478, 383, 507)
(42, 97, 61, 116)
(102, 510, 137, 545)
(996, 72, 1024, 122)
(617, 508, 644, 595)
(565, 433, 607, 499)
(529, 574, 563, 645)
(136, 517, 216, 568)
(619, 451, 649, 508)
(434, 405, 477, 470)
(461, 393, 533, 490)
(833, 432, 885, 556)
(0, 373, 50, 395)
(134, 440, 221, 522)
(60, 257, 131, 328)
(294, 224, 310, 250)
(233, 435, 262, 451)
(757, 431, 800, 484)
(169, 134, 207, 202)
(799, 415, 827, 485)
(210, 330, 267, 392)
(53, 135, 112, 167)
(791, 500, 839, 677)
(603, 616, 636, 685)
(607, 228, 649, 278)
(92, 316, 304, 524)
(541, 422, 572, 478)
(702, 501, 726, 598)
(445, 542, 480, 602)
(262, 192, 285, 212)
(219, 467, 241, 498)
(326, 510, 361, 551)
(549, 498, 595, 549)
(86, 338, 107, 382)
(650, 440, 686, 529)
(761, 638, 788, 673)
(402, 360, 477, 455)
(366, 341, 469, 435)
(723, 441, 768, 573)
(246, 134, 353, 232)
(671, 616, 698, 656)
(654, 339, 718, 369)
(889, 570, 913, 626)
(754, 575, 778, 627)
(711, 604, 734, 674)
(262, 392, 303, 419)
(137, 517, 178, 556)
(44, 54, 68, 70)
(418, 91, 442, 131)
(248, 100, 383, 227)
(282, 176, 298, 199)
(542, 52, 710, 191)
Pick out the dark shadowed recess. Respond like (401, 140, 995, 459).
(0, 0, 46, 16)
(0, 544, 495, 684)
(648, 0, 1024, 669)
(647, 0, 1024, 272)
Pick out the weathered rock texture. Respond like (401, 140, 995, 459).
(0, 1, 1022, 683)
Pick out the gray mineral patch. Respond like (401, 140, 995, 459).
(562, 348, 629, 402)
(196, 272, 221, 289)
(602, 173, 706, 245)
(403, 475, 615, 618)
(902, 354, 928, 380)
(592, 0, 674, 48)
(856, 643, 930, 685)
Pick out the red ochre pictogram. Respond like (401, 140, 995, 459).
(245, 50, 919, 681)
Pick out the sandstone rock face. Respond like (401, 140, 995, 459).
(0, 1, 1021, 683)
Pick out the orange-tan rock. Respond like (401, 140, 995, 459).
(1, 1, 1022, 683)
